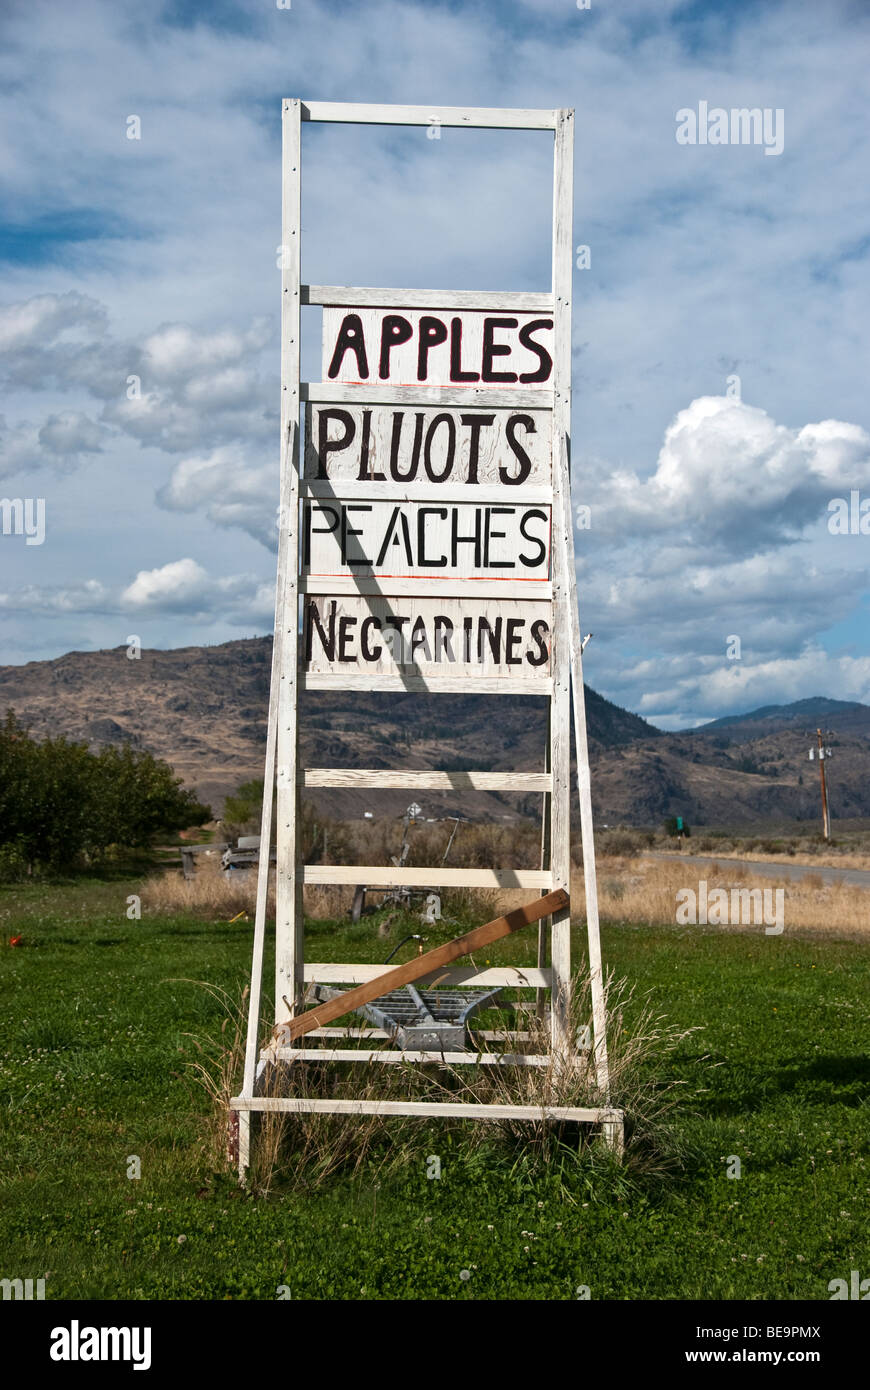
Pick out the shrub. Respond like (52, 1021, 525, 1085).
(0, 709, 211, 878)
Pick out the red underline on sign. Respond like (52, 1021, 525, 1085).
(330, 379, 552, 390)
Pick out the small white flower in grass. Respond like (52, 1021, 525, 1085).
(797, 1255, 805, 1262)
(459, 1269, 471, 1282)
(537, 1201, 544, 1208)
(486, 1224, 494, 1230)
(177, 1235, 187, 1245)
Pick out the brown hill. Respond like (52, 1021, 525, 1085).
(1, 637, 868, 829)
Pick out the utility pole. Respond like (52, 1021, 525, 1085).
(807, 728, 834, 840)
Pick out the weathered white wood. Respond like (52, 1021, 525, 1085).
(275, 99, 303, 1026)
(300, 576, 553, 601)
(304, 382, 552, 410)
(302, 595, 552, 680)
(237, 1110, 250, 1184)
(273, 1048, 562, 1067)
(601, 1115, 625, 1156)
(230, 1096, 626, 1127)
(558, 431, 611, 1097)
(301, 497, 551, 583)
(303, 964, 553, 988)
(301, 866, 553, 889)
(548, 108, 575, 1057)
(301, 480, 553, 505)
(470, 1030, 534, 1042)
(306, 1028, 387, 1039)
(301, 101, 558, 131)
(323, 307, 555, 390)
(304, 404, 553, 487)
(241, 420, 297, 1099)
(304, 1027, 533, 1041)
(299, 769, 552, 791)
(417, 964, 551, 989)
(300, 672, 553, 695)
(304, 286, 554, 312)
(536, 704, 552, 1022)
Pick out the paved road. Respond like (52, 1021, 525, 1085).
(646, 852, 870, 889)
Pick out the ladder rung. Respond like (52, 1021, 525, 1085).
(302, 866, 553, 889)
(299, 769, 552, 791)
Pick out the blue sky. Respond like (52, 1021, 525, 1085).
(0, 0, 868, 727)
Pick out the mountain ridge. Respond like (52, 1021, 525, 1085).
(1, 638, 868, 827)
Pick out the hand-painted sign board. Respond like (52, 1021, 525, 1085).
(301, 498, 551, 584)
(304, 306, 554, 680)
(304, 404, 552, 487)
(302, 594, 553, 679)
(322, 308, 555, 388)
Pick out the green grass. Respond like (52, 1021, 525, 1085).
(0, 875, 868, 1300)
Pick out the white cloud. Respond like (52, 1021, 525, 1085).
(121, 557, 211, 610)
(633, 646, 870, 729)
(0, 560, 274, 628)
(38, 411, 106, 455)
(140, 319, 271, 383)
(574, 395, 870, 721)
(0, 578, 112, 614)
(156, 443, 277, 548)
(0, 410, 106, 476)
(121, 556, 274, 622)
(0, 291, 107, 353)
(581, 396, 870, 554)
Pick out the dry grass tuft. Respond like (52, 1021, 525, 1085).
(599, 857, 870, 935)
(176, 979, 249, 1171)
(143, 853, 357, 922)
(249, 1057, 435, 1195)
(438, 970, 703, 1179)
(146, 853, 264, 918)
